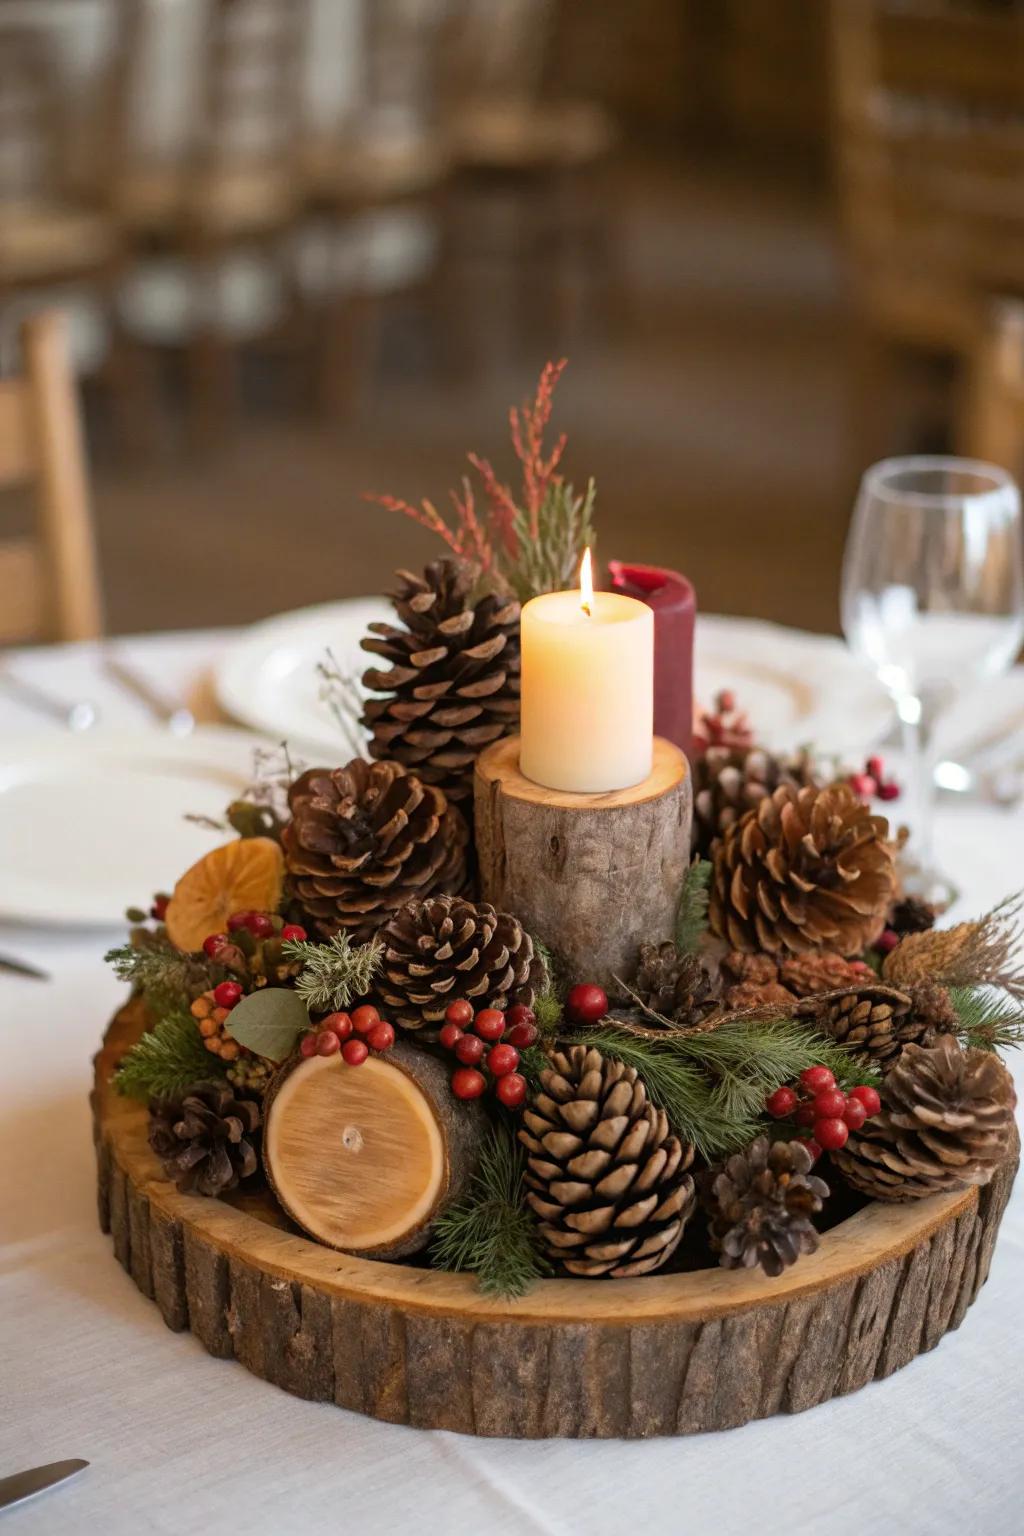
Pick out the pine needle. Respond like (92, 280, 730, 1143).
(530, 934, 564, 1035)
(113, 1011, 225, 1101)
(105, 938, 212, 1016)
(949, 985, 1024, 1053)
(575, 1017, 877, 1162)
(674, 858, 712, 954)
(283, 933, 383, 1014)
(430, 1123, 551, 1298)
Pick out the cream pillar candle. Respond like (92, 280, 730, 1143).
(519, 552, 654, 792)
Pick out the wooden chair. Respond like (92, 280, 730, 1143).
(965, 299, 1024, 479)
(0, 311, 103, 644)
(829, 0, 1024, 461)
(107, 0, 311, 446)
(445, 0, 619, 354)
(0, 25, 118, 310)
(301, 0, 459, 413)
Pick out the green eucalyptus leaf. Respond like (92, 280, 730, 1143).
(224, 987, 310, 1063)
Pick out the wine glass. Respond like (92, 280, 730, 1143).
(841, 456, 1024, 906)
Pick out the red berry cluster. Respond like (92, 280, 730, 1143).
(202, 911, 307, 958)
(848, 754, 900, 803)
(439, 1000, 539, 1108)
(300, 1004, 395, 1066)
(765, 1065, 882, 1161)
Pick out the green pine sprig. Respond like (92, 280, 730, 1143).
(283, 933, 383, 1014)
(502, 478, 597, 603)
(112, 1011, 226, 1102)
(430, 1122, 551, 1299)
(675, 858, 712, 955)
(949, 985, 1024, 1053)
(573, 1017, 877, 1162)
(530, 934, 564, 1035)
(105, 937, 214, 1016)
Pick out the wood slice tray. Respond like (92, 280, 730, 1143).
(94, 1001, 1019, 1439)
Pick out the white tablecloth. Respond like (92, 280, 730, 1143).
(3, 630, 1024, 1536)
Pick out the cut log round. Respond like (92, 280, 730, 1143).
(263, 1041, 484, 1260)
(95, 999, 1019, 1438)
(474, 734, 692, 991)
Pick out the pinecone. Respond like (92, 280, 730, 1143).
(831, 1035, 1016, 1201)
(888, 895, 937, 938)
(148, 1082, 262, 1197)
(632, 941, 718, 1023)
(376, 894, 543, 1030)
(704, 1136, 829, 1277)
(709, 782, 896, 956)
(692, 745, 822, 859)
(361, 560, 521, 805)
(778, 952, 874, 997)
(719, 950, 795, 1010)
(520, 1045, 696, 1277)
(795, 983, 921, 1067)
(282, 759, 468, 943)
(908, 980, 959, 1037)
(692, 689, 756, 755)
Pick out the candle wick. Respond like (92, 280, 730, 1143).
(581, 601, 591, 618)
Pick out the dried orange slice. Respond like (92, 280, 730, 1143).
(164, 837, 285, 953)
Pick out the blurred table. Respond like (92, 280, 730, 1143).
(2, 627, 1023, 1536)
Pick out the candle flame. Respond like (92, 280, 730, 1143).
(579, 547, 593, 617)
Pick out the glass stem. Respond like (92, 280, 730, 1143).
(901, 707, 936, 879)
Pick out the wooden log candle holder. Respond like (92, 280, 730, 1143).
(474, 735, 692, 990)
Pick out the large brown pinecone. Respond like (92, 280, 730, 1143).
(282, 759, 468, 943)
(633, 941, 718, 1023)
(709, 782, 896, 956)
(704, 1136, 829, 1277)
(692, 745, 822, 860)
(520, 1045, 697, 1277)
(376, 894, 543, 1030)
(831, 1035, 1016, 1201)
(148, 1081, 262, 1197)
(361, 561, 520, 804)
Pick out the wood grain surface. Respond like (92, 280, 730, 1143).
(263, 1041, 485, 1259)
(474, 735, 693, 992)
(95, 999, 1019, 1437)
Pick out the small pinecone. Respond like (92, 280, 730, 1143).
(795, 984, 920, 1066)
(361, 560, 521, 805)
(520, 1045, 697, 1277)
(691, 745, 821, 860)
(831, 1035, 1016, 1201)
(888, 896, 937, 938)
(709, 782, 896, 956)
(282, 759, 468, 943)
(376, 894, 543, 1030)
(719, 951, 795, 1011)
(148, 1082, 262, 1197)
(692, 689, 756, 755)
(778, 952, 873, 998)
(704, 1137, 829, 1277)
(633, 941, 718, 1023)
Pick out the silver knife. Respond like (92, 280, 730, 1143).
(0, 1459, 89, 1511)
(0, 953, 50, 982)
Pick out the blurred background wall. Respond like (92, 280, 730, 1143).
(3, 0, 1024, 640)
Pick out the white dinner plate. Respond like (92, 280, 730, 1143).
(216, 600, 894, 759)
(0, 727, 268, 928)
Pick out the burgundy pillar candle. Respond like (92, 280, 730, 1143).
(607, 561, 696, 760)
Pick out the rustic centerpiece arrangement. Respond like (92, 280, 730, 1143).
(94, 365, 1022, 1437)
